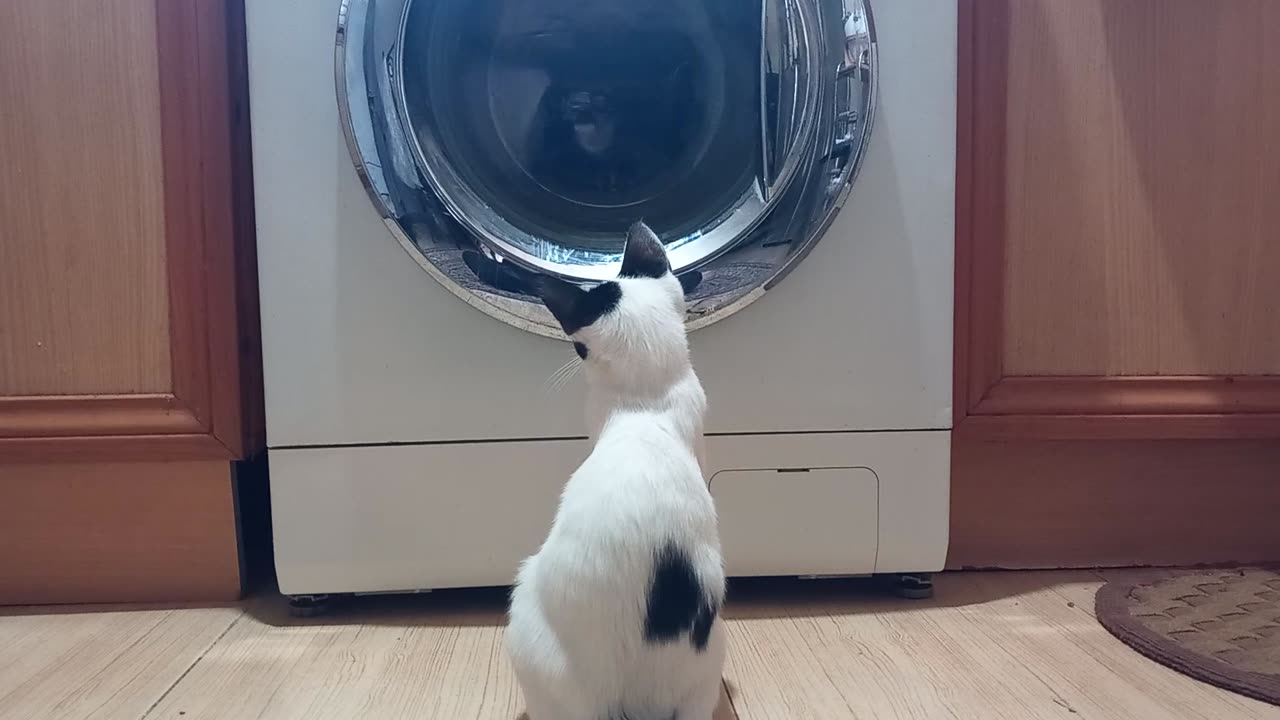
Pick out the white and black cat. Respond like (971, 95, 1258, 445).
(506, 222, 725, 720)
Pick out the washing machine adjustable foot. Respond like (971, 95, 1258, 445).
(287, 594, 338, 617)
(892, 573, 935, 600)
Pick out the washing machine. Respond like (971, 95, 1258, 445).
(248, 0, 955, 599)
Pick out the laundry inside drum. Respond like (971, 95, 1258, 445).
(399, 0, 762, 257)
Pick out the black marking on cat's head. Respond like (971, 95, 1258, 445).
(534, 276, 622, 336)
(619, 221, 670, 279)
(643, 542, 716, 652)
(573, 341, 589, 360)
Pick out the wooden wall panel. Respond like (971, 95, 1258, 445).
(0, 1, 172, 396)
(949, 440, 1280, 570)
(955, 0, 1280, 440)
(0, 0, 263, 603)
(999, 0, 1280, 378)
(0, 0, 264, 460)
(0, 460, 241, 604)
(953, 0, 1280, 569)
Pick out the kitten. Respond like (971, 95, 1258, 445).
(506, 222, 725, 720)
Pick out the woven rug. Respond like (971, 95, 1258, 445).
(1096, 568, 1280, 706)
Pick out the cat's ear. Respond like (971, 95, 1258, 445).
(619, 221, 669, 279)
(535, 276, 622, 336)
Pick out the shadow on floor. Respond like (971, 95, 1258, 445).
(238, 570, 1099, 628)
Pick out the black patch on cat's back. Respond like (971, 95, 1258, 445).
(644, 542, 718, 652)
(691, 600, 717, 651)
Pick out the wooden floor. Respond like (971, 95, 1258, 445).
(1, 572, 1276, 720)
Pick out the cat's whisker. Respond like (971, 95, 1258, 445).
(548, 358, 582, 394)
(542, 357, 581, 395)
(543, 357, 575, 387)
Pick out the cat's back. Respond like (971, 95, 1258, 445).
(561, 411, 711, 529)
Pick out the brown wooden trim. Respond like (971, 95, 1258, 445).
(188, 0, 261, 458)
(956, 413, 1280, 441)
(0, 459, 241, 604)
(975, 376, 1280, 416)
(960, 374, 1280, 439)
(952, 0, 975, 427)
(0, 395, 206, 438)
(224, 0, 266, 456)
(155, 0, 213, 430)
(954, 0, 1010, 428)
(153, 0, 263, 459)
(0, 433, 234, 464)
(949, 439, 1280, 568)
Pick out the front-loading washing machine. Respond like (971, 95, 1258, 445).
(248, 0, 955, 599)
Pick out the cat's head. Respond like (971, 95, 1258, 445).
(536, 222, 699, 391)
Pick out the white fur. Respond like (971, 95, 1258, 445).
(506, 270, 726, 720)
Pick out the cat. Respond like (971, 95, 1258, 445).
(505, 221, 725, 720)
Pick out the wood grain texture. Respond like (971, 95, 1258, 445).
(147, 589, 738, 720)
(956, 411, 1280, 441)
(0, 433, 235, 463)
(723, 573, 1279, 720)
(0, 0, 172, 396)
(0, 0, 264, 461)
(978, 376, 1280, 416)
(954, 0, 1009, 421)
(955, 0, 1280, 440)
(153, 0, 264, 458)
(132, 575, 1280, 719)
(949, 440, 1280, 570)
(149, 593, 523, 720)
(0, 395, 203, 438)
(954, 573, 1279, 720)
(998, 0, 1280, 378)
(0, 606, 239, 720)
(0, 460, 241, 604)
(200, 0, 265, 457)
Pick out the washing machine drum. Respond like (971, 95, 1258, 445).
(339, 0, 875, 337)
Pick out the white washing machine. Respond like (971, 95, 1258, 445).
(248, 0, 955, 599)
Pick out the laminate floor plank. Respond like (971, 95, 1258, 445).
(4, 573, 1276, 720)
(0, 606, 239, 720)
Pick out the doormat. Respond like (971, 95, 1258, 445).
(1096, 568, 1280, 706)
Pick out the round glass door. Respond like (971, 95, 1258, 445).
(338, 0, 875, 338)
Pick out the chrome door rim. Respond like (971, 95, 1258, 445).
(336, 0, 877, 338)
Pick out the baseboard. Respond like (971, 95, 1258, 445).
(0, 459, 241, 605)
(948, 439, 1280, 569)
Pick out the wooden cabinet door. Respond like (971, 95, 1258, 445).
(951, 0, 1280, 569)
(956, 0, 1280, 440)
(0, 0, 260, 461)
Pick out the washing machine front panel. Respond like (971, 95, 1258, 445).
(339, 0, 876, 336)
(695, 0, 956, 434)
(250, 0, 952, 448)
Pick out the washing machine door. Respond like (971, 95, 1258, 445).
(339, 0, 875, 337)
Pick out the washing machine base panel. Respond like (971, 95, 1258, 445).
(269, 430, 949, 596)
